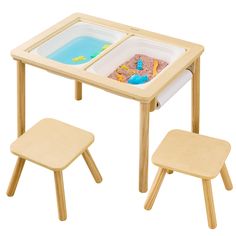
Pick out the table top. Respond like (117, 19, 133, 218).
(11, 12, 204, 102)
(152, 130, 231, 179)
(10, 118, 94, 170)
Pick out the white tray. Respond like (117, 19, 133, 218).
(87, 36, 185, 88)
(31, 22, 126, 66)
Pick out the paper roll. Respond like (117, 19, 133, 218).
(156, 69, 192, 109)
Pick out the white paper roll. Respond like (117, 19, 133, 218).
(156, 69, 192, 109)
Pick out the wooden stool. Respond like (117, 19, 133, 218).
(7, 118, 102, 221)
(144, 130, 233, 229)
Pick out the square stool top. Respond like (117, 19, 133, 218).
(10, 118, 94, 170)
(152, 130, 231, 179)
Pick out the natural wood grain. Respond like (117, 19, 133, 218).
(7, 61, 26, 197)
(149, 97, 156, 112)
(152, 130, 231, 179)
(82, 150, 102, 183)
(10, 13, 204, 194)
(11, 13, 204, 102)
(220, 164, 233, 190)
(139, 102, 150, 193)
(7, 158, 25, 196)
(17, 61, 25, 136)
(202, 179, 217, 229)
(24, 14, 80, 52)
(75, 81, 82, 100)
(192, 58, 200, 133)
(8, 118, 102, 221)
(10, 118, 94, 170)
(54, 171, 67, 221)
(144, 168, 166, 210)
(147, 129, 231, 229)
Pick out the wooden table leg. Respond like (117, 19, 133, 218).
(7, 61, 26, 196)
(75, 81, 82, 100)
(149, 97, 156, 112)
(139, 102, 150, 193)
(192, 58, 200, 133)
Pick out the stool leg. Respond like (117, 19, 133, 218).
(220, 163, 233, 190)
(7, 158, 25, 196)
(144, 168, 167, 210)
(202, 179, 217, 229)
(54, 171, 67, 221)
(82, 150, 102, 183)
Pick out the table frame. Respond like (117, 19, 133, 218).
(8, 13, 203, 193)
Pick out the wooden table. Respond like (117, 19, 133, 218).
(11, 13, 204, 193)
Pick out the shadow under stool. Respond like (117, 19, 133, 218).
(7, 118, 102, 221)
(144, 129, 233, 229)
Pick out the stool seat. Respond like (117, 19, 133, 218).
(145, 129, 233, 229)
(153, 129, 231, 179)
(10, 118, 94, 170)
(7, 118, 102, 221)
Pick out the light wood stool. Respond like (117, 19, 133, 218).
(144, 130, 233, 229)
(7, 118, 102, 221)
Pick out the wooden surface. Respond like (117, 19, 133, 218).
(10, 118, 94, 170)
(166, 170, 174, 174)
(152, 130, 231, 179)
(11, 12, 204, 102)
(75, 81, 82, 100)
(11, 13, 203, 194)
(139, 102, 150, 192)
(54, 171, 67, 221)
(202, 180, 217, 229)
(7, 61, 26, 197)
(149, 98, 156, 112)
(220, 164, 233, 190)
(17, 61, 25, 136)
(144, 168, 166, 210)
(82, 150, 102, 183)
(7, 158, 25, 196)
(192, 58, 200, 133)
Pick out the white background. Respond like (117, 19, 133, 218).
(0, 0, 235, 235)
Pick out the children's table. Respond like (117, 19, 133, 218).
(11, 13, 203, 193)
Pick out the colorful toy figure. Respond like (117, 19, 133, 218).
(90, 52, 100, 58)
(128, 74, 148, 84)
(121, 64, 129, 70)
(116, 73, 125, 82)
(101, 44, 110, 50)
(72, 55, 86, 62)
(153, 59, 158, 77)
(136, 58, 143, 70)
(90, 44, 110, 58)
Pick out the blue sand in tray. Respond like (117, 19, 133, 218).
(47, 36, 111, 65)
(128, 74, 149, 84)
